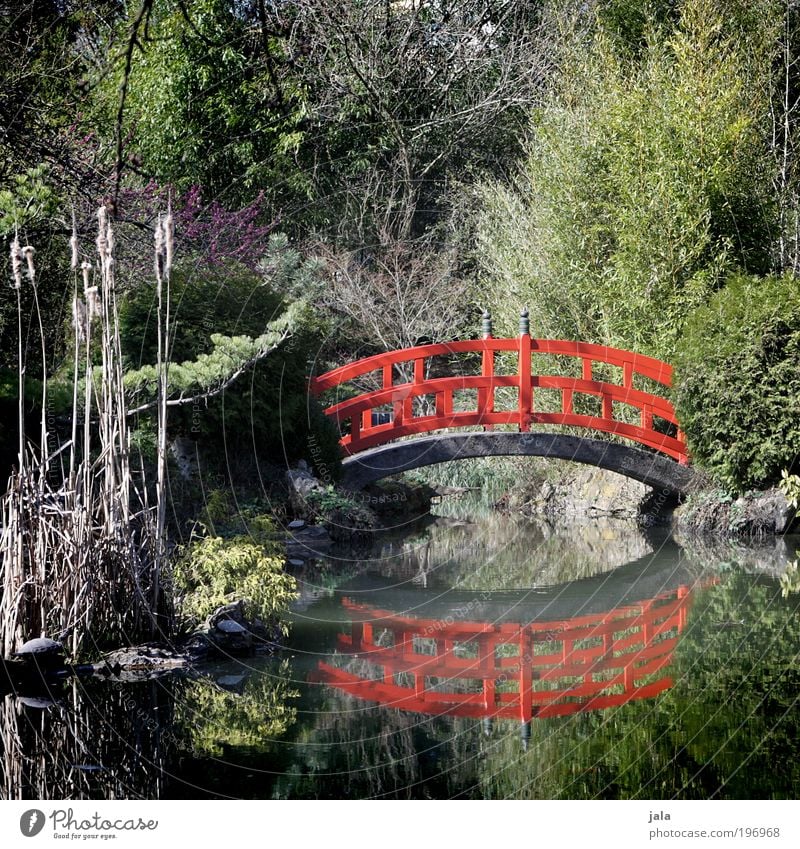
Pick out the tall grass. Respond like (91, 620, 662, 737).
(0, 207, 171, 658)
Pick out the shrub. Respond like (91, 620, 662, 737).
(673, 273, 800, 492)
(476, 0, 776, 359)
(173, 532, 297, 632)
(779, 470, 800, 508)
(118, 236, 341, 476)
(301, 485, 375, 529)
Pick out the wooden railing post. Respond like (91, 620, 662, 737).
(480, 310, 494, 429)
(518, 309, 532, 431)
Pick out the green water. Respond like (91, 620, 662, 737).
(2, 512, 799, 800)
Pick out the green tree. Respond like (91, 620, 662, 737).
(117, 235, 341, 475)
(477, 0, 778, 359)
(92, 0, 308, 209)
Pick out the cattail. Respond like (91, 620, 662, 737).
(81, 261, 92, 291)
(22, 245, 35, 284)
(154, 214, 164, 282)
(72, 297, 88, 342)
(70, 213, 79, 270)
(96, 206, 108, 259)
(10, 238, 22, 289)
(85, 285, 101, 322)
(72, 297, 87, 344)
(106, 216, 115, 263)
(164, 209, 174, 276)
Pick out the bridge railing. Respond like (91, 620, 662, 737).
(310, 310, 688, 464)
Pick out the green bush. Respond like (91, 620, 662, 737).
(673, 273, 800, 492)
(173, 531, 297, 632)
(301, 485, 375, 529)
(477, 0, 776, 360)
(118, 241, 342, 477)
(779, 470, 800, 508)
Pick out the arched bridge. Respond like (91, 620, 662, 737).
(310, 311, 696, 495)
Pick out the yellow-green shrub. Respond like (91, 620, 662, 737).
(174, 534, 297, 632)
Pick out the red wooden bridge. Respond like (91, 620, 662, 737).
(311, 583, 695, 730)
(310, 311, 696, 494)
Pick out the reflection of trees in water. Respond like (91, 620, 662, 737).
(353, 513, 653, 591)
(174, 661, 298, 759)
(0, 679, 176, 800)
(271, 686, 486, 799)
(478, 571, 800, 799)
(0, 661, 299, 800)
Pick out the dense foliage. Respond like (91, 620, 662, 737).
(4, 0, 800, 493)
(477, 0, 777, 358)
(117, 237, 341, 474)
(673, 273, 800, 491)
(174, 528, 297, 631)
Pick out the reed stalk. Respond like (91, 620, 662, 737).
(0, 206, 172, 657)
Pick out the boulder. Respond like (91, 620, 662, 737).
(286, 464, 325, 514)
(215, 619, 247, 635)
(170, 437, 199, 480)
(673, 487, 797, 538)
(499, 466, 655, 521)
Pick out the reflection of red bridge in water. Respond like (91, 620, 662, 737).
(312, 585, 696, 722)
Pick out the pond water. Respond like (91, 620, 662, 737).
(2, 505, 799, 800)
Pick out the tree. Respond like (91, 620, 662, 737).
(90, 0, 308, 210)
(476, 0, 779, 359)
(91, 1, 554, 241)
(284, 0, 554, 243)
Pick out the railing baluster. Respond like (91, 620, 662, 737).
(518, 309, 532, 431)
(480, 339, 494, 429)
(582, 358, 592, 381)
(383, 364, 393, 389)
(393, 394, 404, 426)
(413, 358, 425, 419)
(623, 360, 633, 389)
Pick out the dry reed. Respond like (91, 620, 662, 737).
(0, 206, 172, 658)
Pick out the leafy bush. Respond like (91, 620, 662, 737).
(477, 0, 776, 359)
(779, 470, 800, 508)
(673, 273, 800, 492)
(118, 237, 342, 475)
(174, 532, 297, 632)
(302, 484, 372, 520)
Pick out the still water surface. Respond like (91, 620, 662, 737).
(3, 509, 799, 799)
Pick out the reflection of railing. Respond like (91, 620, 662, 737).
(312, 586, 694, 722)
